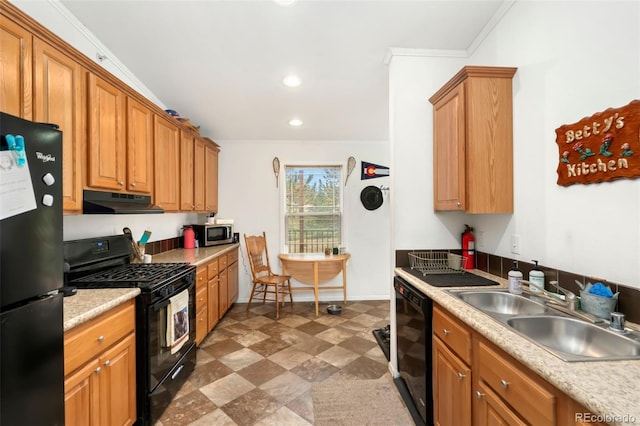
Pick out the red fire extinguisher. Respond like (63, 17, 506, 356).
(461, 224, 475, 269)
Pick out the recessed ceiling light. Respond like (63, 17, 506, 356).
(288, 119, 303, 127)
(282, 74, 301, 87)
(273, 0, 295, 6)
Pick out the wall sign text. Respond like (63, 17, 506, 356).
(555, 100, 640, 186)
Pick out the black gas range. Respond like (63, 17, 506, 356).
(64, 234, 197, 425)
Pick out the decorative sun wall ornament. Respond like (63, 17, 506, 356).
(273, 157, 280, 187)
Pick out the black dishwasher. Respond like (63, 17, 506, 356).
(394, 276, 433, 426)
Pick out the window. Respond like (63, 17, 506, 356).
(284, 165, 342, 253)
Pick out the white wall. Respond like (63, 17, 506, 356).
(390, 0, 640, 288)
(217, 139, 391, 303)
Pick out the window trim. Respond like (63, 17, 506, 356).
(279, 160, 347, 254)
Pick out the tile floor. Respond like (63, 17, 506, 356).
(156, 299, 392, 426)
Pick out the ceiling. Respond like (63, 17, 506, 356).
(60, 0, 506, 141)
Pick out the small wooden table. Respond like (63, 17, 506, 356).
(278, 253, 350, 316)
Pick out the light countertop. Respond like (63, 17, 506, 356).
(63, 288, 140, 331)
(146, 243, 240, 266)
(395, 267, 640, 426)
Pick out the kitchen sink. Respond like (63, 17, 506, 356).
(452, 290, 549, 316)
(507, 315, 640, 361)
(449, 288, 640, 361)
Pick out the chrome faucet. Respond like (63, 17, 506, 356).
(519, 279, 578, 310)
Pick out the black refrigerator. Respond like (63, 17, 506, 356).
(0, 112, 65, 425)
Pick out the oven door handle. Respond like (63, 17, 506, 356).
(152, 280, 194, 312)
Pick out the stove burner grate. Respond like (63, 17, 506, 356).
(70, 262, 192, 287)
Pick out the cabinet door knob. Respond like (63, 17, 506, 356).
(457, 372, 466, 380)
(475, 391, 484, 399)
(456, 202, 461, 207)
(104, 360, 111, 367)
(500, 379, 510, 389)
(131, 182, 136, 187)
(442, 329, 450, 335)
(95, 366, 101, 374)
(118, 181, 124, 186)
(97, 335, 105, 343)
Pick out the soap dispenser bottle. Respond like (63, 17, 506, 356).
(529, 260, 545, 293)
(508, 261, 523, 294)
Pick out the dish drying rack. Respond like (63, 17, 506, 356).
(409, 251, 466, 275)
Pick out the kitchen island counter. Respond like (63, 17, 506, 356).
(63, 288, 140, 331)
(395, 267, 640, 426)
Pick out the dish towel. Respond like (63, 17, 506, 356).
(166, 289, 190, 354)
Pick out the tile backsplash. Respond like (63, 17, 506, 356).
(143, 237, 183, 255)
(396, 249, 640, 324)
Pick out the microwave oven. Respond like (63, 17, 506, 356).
(192, 224, 234, 247)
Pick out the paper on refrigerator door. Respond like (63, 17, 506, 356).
(0, 151, 37, 220)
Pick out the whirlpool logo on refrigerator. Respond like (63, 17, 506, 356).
(35, 151, 56, 162)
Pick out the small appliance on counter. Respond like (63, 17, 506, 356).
(192, 222, 234, 247)
(183, 225, 195, 248)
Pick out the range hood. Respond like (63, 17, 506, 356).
(83, 190, 164, 214)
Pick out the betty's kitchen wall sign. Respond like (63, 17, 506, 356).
(556, 100, 640, 186)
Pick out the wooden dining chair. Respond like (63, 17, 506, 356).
(244, 232, 293, 319)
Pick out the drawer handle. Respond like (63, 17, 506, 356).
(457, 372, 466, 380)
(97, 335, 105, 343)
(475, 391, 484, 399)
(442, 329, 450, 335)
(500, 379, 510, 389)
(171, 364, 185, 380)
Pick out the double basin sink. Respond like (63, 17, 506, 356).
(449, 289, 640, 361)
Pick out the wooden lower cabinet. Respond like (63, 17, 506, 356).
(559, 396, 610, 426)
(475, 380, 526, 426)
(219, 261, 229, 315)
(434, 303, 612, 426)
(64, 301, 136, 426)
(194, 266, 208, 346)
(194, 248, 240, 346)
(208, 276, 220, 330)
(433, 336, 471, 426)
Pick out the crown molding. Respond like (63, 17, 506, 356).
(383, 48, 467, 65)
(467, 0, 517, 55)
(384, 0, 518, 65)
(46, 0, 164, 106)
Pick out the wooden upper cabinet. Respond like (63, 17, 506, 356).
(87, 73, 126, 191)
(180, 131, 195, 211)
(0, 17, 32, 119)
(432, 83, 466, 211)
(204, 138, 219, 213)
(429, 66, 517, 214)
(33, 37, 85, 213)
(193, 137, 206, 212)
(126, 97, 154, 194)
(154, 115, 180, 211)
